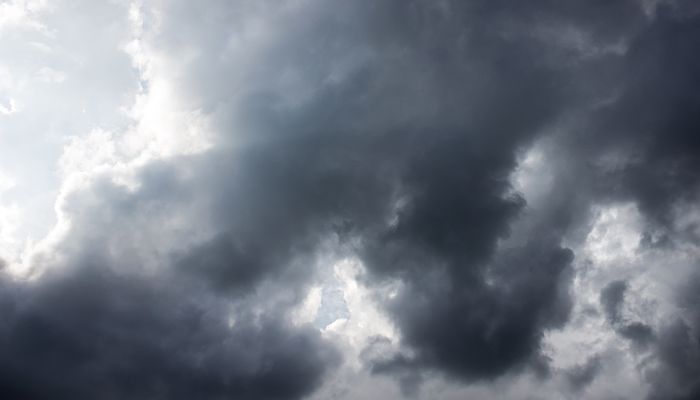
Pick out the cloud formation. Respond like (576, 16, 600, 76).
(0, 1, 699, 399)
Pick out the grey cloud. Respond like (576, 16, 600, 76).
(618, 322, 655, 349)
(0, 266, 339, 400)
(644, 273, 700, 400)
(0, 153, 341, 399)
(601, 280, 628, 324)
(368, 242, 574, 383)
(565, 2, 700, 228)
(646, 318, 700, 400)
(4, 0, 700, 399)
(561, 4, 700, 395)
(600, 281, 656, 349)
(565, 355, 602, 393)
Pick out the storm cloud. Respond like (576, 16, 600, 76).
(0, 0, 699, 399)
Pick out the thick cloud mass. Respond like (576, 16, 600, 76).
(0, 268, 337, 400)
(1, 0, 700, 399)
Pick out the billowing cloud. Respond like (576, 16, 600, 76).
(0, 1, 699, 399)
(0, 266, 339, 400)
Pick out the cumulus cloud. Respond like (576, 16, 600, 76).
(0, 266, 339, 400)
(1, 0, 699, 399)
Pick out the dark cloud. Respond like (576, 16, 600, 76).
(149, 0, 588, 385)
(565, 355, 602, 393)
(368, 242, 574, 382)
(0, 157, 341, 399)
(5, 0, 700, 398)
(600, 280, 656, 349)
(0, 266, 338, 400)
(597, 276, 700, 400)
(618, 322, 655, 349)
(643, 272, 700, 400)
(564, 4, 700, 395)
(646, 318, 700, 400)
(560, 1, 700, 228)
(601, 280, 628, 324)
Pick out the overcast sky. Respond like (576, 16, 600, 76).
(0, 1, 699, 399)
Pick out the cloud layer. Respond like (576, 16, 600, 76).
(0, 1, 699, 399)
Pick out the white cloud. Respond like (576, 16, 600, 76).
(0, 97, 18, 114)
(0, 0, 50, 32)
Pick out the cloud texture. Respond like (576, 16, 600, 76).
(0, 0, 699, 399)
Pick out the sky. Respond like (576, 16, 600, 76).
(0, 0, 699, 399)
